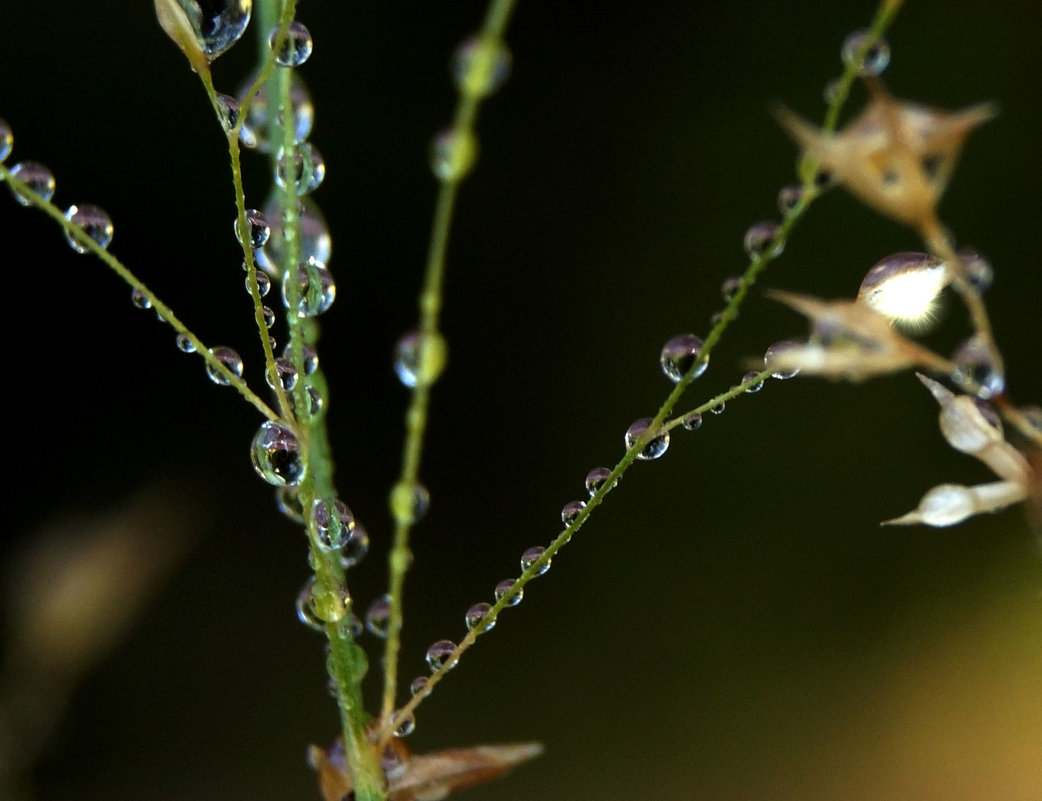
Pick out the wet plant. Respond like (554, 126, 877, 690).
(2, 2, 1039, 800)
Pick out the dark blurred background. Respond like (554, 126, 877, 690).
(2, 2, 1040, 800)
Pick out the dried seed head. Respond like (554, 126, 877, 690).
(883, 480, 1027, 527)
(775, 86, 996, 227)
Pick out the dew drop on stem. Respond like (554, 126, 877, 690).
(451, 35, 512, 97)
(365, 595, 392, 638)
(275, 142, 325, 196)
(238, 71, 314, 152)
(561, 500, 586, 525)
(7, 162, 55, 205)
(250, 420, 306, 487)
(841, 29, 890, 77)
(584, 467, 614, 496)
(743, 221, 783, 259)
(624, 418, 670, 460)
(63, 204, 113, 253)
(425, 640, 457, 672)
(283, 258, 336, 318)
(390, 481, 431, 525)
(659, 334, 707, 382)
(742, 371, 764, 393)
(465, 602, 494, 634)
(175, 333, 196, 354)
(494, 579, 523, 607)
(394, 330, 448, 388)
(205, 346, 243, 385)
(520, 545, 550, 575)
(270, 21, 313, 67)
(429, 129, 477, 182)
(764, 340, 801, 379)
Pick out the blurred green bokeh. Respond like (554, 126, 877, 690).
(2, 2, 1039, 800)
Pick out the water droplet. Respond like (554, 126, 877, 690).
(390, 481, 430, 525)
(659, 334, 707, 382)
(680, 411, 702, 431)
(742, 371, 764, 393)
(710, 401, 726, 415)
(275, 486, 305, 523)
(341, 523, 369, 568)
(494, 579, 523, 606)
(841, 30, 890, 77)
(957, 249, 993, 294)
(394, 329, 448, 388)
(429, 129, 477, 182)
(246, 270, 271, 297)
(311, 497, 355, 550)
(777, 184, 803, 214)
(561, 500, 586, 525)
(235, 208, 270, 248)
(265, 357, 298, 391)
(584, 466, 614, 496)
(451, 35, 512, 97)
(520, 545, 550, 575)
(250, 420, 305, 487)
(275, 142, 325, 195)
(205, 345, 244, 385)
(392, 713, 416, 738)
(296, 578, 324, 632)
(282, 258, 335, 317)
(7, 161, 56, 206)
(709, 310, 725, 327)
(763, 340, 801, 379)
(257, 198, 331, 275)
(952, 335, 1004, 399)
(0, 118, 11, 161)
(63, 204, 113, 253)
(409, 676, 429, 696)
(465, 601, 495, 633)
(175, 333, 196, 353)
(164, 0, 253, 58)
(425, 640, 457, 672)
(624, 418, 670, 460)
(215, 93, 240, 130)
(856, 252, 948, 324)
(720, 276, 742, 302)
(302, 577, 350, 625)
(365, 595, 391, 638)
(743, 221, 783, 259)
(283, 342, 318, 375)
(260, 305, 276, 329)
(238, 71, 314, 152)
(270, 21, 313, 67)
(822, 78, 842, 105)
(130, 288, 152, 310)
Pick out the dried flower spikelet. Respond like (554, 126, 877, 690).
(765, 289, 949, 381)
(155, 0, 211, 73)
(310, 737, 543, 801)
(916, 374, 1031, 484)
(775, 87, 996, 226)
(857, 252, 950, 329)
(884, 480, 1027, 527)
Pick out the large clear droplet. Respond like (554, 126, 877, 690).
(660, 334, 707, 382)
(238, 71, 314, 152)
(841, 30, 890, 77)
(235, 208, 270, 248)
(270, 21, 313, 67)
(283, 342, 318, 375)
(624, 418, 670, 460)
(63, 204, 113, 253)
(561, 500, 586, 525)
(165, 0, 252, 58)
(856, 252, 948, 325)
(175, 333, 196, 353)
(250, 420, 305, 487)
(451, 36, 512, 97)
(393, 330, 448, 388)
(584, 466, 614, 496)
(494, 579, 523, 607)
(256, 197, 330, 275)
(410, 676, 429, 696)
(0, 118, 11, 162)
(365, 595, 392, 638)
(465, 602, 495, 634)
(764, 340, 801, 380)
(341, 523, 369, 568)
(392, 713, 416, 738)
(520, 545, 550, 575)
(275, 142, 325, 196)
(311, 497, 355, 550)
(301, 576, 350, 625)
(7, 162, 55, 206)
(390, 481, 431, 525)
(282, 257, 335, 317)
(429, 129, 477, 182)
(215, 93, 240, 131)
(680, 411, 703, 431)
(425, 639, 457, 672)
(952, 335, 1005, 399)
(205, 346, 244, 385)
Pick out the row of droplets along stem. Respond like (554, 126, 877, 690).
(379, 0, 518, 732)
(372, 4, 910, 745)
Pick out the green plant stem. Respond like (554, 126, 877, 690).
(379, 0, 518, 728)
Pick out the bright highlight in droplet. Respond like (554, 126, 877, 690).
(857, 252, 949, 329)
